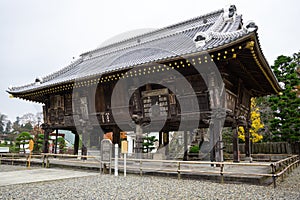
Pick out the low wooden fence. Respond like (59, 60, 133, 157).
(224, 142, 300, 154)
(115, 155, 299, 188)
(1, 153, 299, 188)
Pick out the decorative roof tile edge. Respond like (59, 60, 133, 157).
(8, 58, 83, 92)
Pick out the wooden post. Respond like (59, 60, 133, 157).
(54, 129, 58, 154)
(271, 164, 276, 188)
(112, 127, 121, 146)
(139, 160, 143, 176)
(42, 124, 52, 153)
(214, 116, 224, 163)
(209, 121, 216, 165)
(220, 164, 224, 184)
(81, 125, 89, 160)
(46, 155, 50, 168)
(184, 131, 188, 159)
(177, 162, 181, 180)
(244, 125, 250, 157)
(42, 154, 45, 168)
(135, 124, 143, 159)
(232, 119, 240, 163)
(73, 132, 79, 155)
(165, 132, 170, 159)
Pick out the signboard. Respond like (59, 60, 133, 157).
(29, 139, 34, 151)
(121, 141, 128, 154)
(101, 139, 112, 162)
(28, 139, 34, 168)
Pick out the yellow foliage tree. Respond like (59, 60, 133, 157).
(238, 98, 264, 143)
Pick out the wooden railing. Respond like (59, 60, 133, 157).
(0, 153, 299, 188)
(114, 155, 299, 188)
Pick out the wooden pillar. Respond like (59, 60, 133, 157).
(81, 126, 88, 160)
(211, 117, 224, 163)
(207, 71, 225, 163)
(73, 131, 79, 155)
(233, 79, 242, 163)
(99, 129, 104, 149)
(209, 122, 216, 163)
(159, 131, 163, 147)
(135, 124, 143, 159)
(90, 128, 100, 148)
(184, 131, 188, 154)
(43, 130, 49, 153)
(189, 130, 193, 144)
(232, 119, 240, 162)
(164, 132, 169, 159)
(81, 123, 95, 159)
(112, 127, 120, 145)
(183, 131, 188, 161)
(42, 124, 52, 153)
(244, 124, 251, 158)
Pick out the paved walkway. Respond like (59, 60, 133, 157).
(0, 167, 98, 186)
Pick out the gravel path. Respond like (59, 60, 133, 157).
(0, 165, 299, 200)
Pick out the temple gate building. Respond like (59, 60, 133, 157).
(7, 5, 281, 162)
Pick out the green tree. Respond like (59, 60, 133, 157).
(57, 137, 66, 154)
(5, 120, 12, 134)
(267, 52, 300, 142)
(142, 135, 157, 153)
(12, 116, 22, 134)
(34, 134, 44, 153)
(21, 122, 33, 132)
(255, 96, 274, 142)
(238, 98, 264, 143)
(15, 132, 33, 153)
(0, 113, 7, 134)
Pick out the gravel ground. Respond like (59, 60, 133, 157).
(0, 165, 299, 200)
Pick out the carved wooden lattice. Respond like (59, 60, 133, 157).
(47, 95, 65, 125)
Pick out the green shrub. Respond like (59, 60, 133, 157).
(189, 145, 199, 153)
(9, 145, 20, 153)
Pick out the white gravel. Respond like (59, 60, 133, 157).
(0, 165, 299, 199)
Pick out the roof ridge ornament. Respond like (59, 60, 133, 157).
(245, 21, 258, 32)
(223, 5, 237, 21)
(193, 12, 225, 48)
(193, 32, 212, 48)
(35, 77, 43, 85)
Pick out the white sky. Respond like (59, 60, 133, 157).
(0, 0, 299, 122)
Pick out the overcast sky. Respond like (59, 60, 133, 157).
(0, 0, 299, 122)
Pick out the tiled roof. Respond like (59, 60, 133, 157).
(8, 5, 257, 94)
